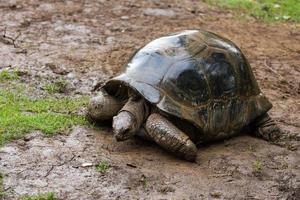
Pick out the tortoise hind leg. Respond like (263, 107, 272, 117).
(145, 113, 197, 162)
(253, 113, 281, 141)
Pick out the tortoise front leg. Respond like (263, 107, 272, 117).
(145, 113, 197, 162)
(113, 95, 148, 141)
(253, 113, 281, 141)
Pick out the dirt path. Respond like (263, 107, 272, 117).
(0, 0, 299, 199)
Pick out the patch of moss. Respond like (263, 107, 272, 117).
(0, 89, 88, 145)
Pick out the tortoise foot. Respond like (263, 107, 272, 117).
(113, 96, 147, 141)
(254, 113, 281, 142)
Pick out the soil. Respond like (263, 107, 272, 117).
(0, 0, 299, 199)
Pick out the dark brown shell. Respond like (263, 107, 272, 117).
(104, 30, 272, 141)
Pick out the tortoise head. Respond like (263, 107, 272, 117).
(112, 111, 137, 141)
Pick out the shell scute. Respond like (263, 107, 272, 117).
(203, 51, 237, 98)
(162, 59, 210, 106)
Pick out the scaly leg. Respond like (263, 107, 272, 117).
(113, 94, 148, 141)
(253, 113, 281, 141)
(145, 113, 197, 162)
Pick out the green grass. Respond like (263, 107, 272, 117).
(0, 89, 88, 145)
(140, 174, 147, 188)
(252, 160, 263, 173)
(0, 70, 19, 82)
(204, 0, 300, 22)
(95, 161, 110, 173)
(43, 79, 68, 94)
(21, 192, 57, 200)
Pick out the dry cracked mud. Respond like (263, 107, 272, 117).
(0, 0, 299, 199)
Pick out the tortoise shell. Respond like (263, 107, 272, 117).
(104, 30, 272, 141)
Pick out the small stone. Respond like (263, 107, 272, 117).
(67, 72, 76, 79)
(121, 16, 129, 20)
(106, 36, 116, 44)
(143, 8, 176, 17)
(210, 191, 221, 198)
(81, 162, 93, 167)
(46, 63, 70, 75)
(9, 3, 23, 10)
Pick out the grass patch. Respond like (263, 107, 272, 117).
(95, 161, 110, 173)
(204, 0, 300, 22)
(252, 160, 263, 173)
(21, 192, 57, 200)
(43, 79, 68, 94)
(0, 89, 88, 145)
(0, 70, 19, 82)
(140, 174, 147, 188)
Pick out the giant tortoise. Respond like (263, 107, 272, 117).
(87, 30, 280, 161)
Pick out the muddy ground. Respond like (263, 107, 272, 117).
(0, 0, 299, 199)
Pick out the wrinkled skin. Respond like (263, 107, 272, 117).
(87, 88, 281, 162)
(87, 90, 124, 121)
(88, 89, 200, 161)
(87, 30, 282, 161)
(113, 111, 137, 141)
